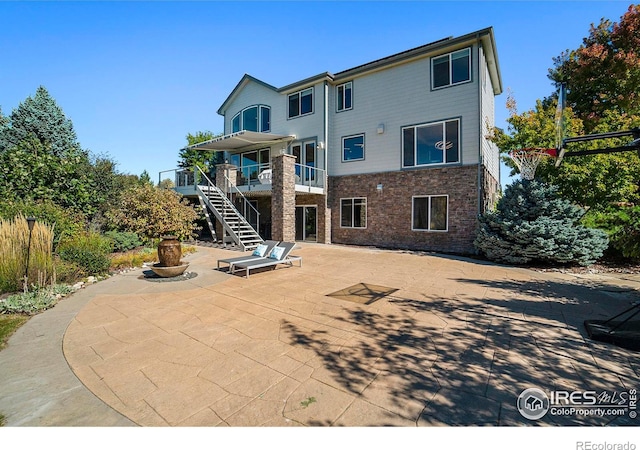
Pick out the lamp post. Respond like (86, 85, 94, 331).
(24, 217, 36, 292)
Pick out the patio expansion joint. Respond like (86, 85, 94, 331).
(141, 398, 171, 426)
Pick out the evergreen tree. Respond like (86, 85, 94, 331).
(2, 86, 81, 157)
(139, 170, 153, 186)
(475, 180, 608, 266)
(178, 130, 221, 175)
(0, 107, 8, 150)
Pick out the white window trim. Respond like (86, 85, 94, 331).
(341, 133, 365, 162)
(340, 197, 367, 229)
(288, 87, 314, 119)
(231, 105, 271, 133)
(402, 118, 460, 168)
(431, 47, 471, 90)
(336, 81, 353, 112)
(411, 195, 449, 232)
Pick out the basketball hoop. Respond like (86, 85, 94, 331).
(509, 148, 557, 180)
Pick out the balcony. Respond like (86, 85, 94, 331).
(159, 162, 326, 198)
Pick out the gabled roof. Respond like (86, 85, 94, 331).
(333, 27, 502, 95)
(217, 74, 278, 116)
(217, 27, 502, 115)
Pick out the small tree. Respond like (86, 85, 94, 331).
(106, 184, 199, 242)
(475, 180, 608, 266)
(178, 130, 221, 176)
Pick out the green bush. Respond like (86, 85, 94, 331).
(106, 184, 199, 243)
(583, 205, 640, 259)
(0, 198, 86, 246)
(53, 258, 84, 284)
(475, 179, 609, 266)
(0, 285, 72, 315)
(104, 230, 142, 252)
(58, 232, 112, 275)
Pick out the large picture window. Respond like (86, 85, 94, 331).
(288, 88, 313, 118)
(337, 81, 352, 112)
(231, 105, 270, 133)
(432, 48, 471, 89)
(412, 195, 448, 231)
(342, 134, 364, 162)
(402, 119, 460, 167)
(341, 198, 367, 228)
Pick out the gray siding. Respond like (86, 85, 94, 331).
(328, 44, 481, 177)
(223, 79, 327, 170)
(479, 47, 500, 182)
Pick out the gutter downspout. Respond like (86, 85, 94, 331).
(476, 36, 484, 222)
(324, 80, 330, 244)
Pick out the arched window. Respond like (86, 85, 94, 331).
(231, 105, 271, 133)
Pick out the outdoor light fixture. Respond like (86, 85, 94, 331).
(24, 217, 36, 291)
(377, 124, 385, 134)
(377, 183, 384, 193)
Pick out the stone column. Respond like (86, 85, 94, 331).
(317, 195, 331, 244)
(271, 154, 296, 243)
(214, 163, 238, 243)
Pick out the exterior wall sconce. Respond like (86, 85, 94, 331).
(376, 183, 384, 193)
(377, 124, 385, 134)
(318, 142, 324, 150)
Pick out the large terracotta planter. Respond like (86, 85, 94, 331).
(157, 236, 182, 267)
(151, 236, 189, 278)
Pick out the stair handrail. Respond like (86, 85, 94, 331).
(221, 170, 260, 235)
(194, 166, 261, 249)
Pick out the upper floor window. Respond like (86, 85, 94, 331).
(288, 88, 313, 118)
(342, 134, 364, 162)
(337, 81, 352, 112)
(432, 48, 471, 89)
(231, 105, 270, 133)
(402, 119, 460, 167)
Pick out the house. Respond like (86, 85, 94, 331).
(169, 27, 502, 254)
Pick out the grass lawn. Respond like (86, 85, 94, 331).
(0, 314, 29, 351)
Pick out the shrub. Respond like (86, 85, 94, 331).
(106, 184, 199, 243)
(0, 285, 72, 315)
(0, 198, 86, 246)
(57, 232, 112, 275)
(475, 179, 609, 266)
(104, 230, 142, 252)
(583, 205, 640, 259)
(53, 258, 85, 284)
(0, 215, 55, 294)
(110, 247, 158, 271)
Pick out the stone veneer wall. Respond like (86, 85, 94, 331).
(296, 194, 331, 244)
(271, 154, 297, 243)
(328, 165, 480, 254)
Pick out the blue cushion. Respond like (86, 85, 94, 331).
(253, 244, 268, 257)
(269, 246, 285, 260)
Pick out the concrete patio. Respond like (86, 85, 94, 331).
(1, 244, 639, 426)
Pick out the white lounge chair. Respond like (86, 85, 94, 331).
(230, 241, 302, 278)
(216, 240, 279, 271)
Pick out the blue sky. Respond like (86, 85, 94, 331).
(0, 1, 633, 186)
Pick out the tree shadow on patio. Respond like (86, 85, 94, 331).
(278, 275, 640, 426)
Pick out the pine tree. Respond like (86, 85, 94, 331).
(475, 180, 608, 266)
(2, 86, 80, 156)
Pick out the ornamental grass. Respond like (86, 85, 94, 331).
(0, 215, 55, 294)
